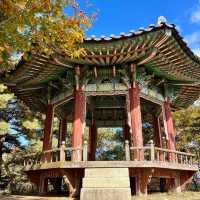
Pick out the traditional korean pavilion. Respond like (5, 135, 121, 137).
(3, 19, 200, 199)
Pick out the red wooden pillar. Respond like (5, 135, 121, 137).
(58, 115, 67, 147)
(42, 104, 54, 162)
(163, 98, 176, 161)
(129, 81, 144, 160)
(89, 122, 97, 161)
(153, 115, 164, 161)
(72, 88, 86, 161)
(153, 115, 162, 147)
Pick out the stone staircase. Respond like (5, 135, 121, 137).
(80, 168, 131, 200)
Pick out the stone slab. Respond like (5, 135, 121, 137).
(80, 188, 131, 200)
(82, 177, 130, 188)
(84, 167, 129, 177)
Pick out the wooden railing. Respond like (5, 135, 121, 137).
(125, 140, 196, 165)
(24, 141, 88, 166)
(24, 140, 196, 167)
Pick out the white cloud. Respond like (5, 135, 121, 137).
(192, 48, 200, 57)
(191, 8, 200, 23)
(190, 0, 200, 23)
(185, 32, 200, 57)
(185, 31, 200, 45)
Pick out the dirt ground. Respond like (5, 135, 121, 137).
(0, 195, 72, 200)
(0, 192, 200, 200)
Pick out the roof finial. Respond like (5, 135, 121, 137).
(157, 16, 167, 25)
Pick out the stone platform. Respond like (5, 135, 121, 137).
(80, 168, 131, 200)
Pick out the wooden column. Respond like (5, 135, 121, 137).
(153, 115, 164, 161)
(163, 98, 176, 161)
(129, 81, 144, 160)
(135, 170, 149, 196)
(42, 104, 54, 162)
(58, 116, 67, 147)
(124, 123, 130, 142)
(39, 177, 48, 195)
(72, 88, 86, 161)
(166, 178, 175, 192)
(89, 122, 97, 161)
(153, 115, 162, 147)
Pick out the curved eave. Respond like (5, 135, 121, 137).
(4, 22, 200, 111)
(76, 23, 200, 82)
(173, 85, 200, 109)
(7, 22, 200, 85)
(8, 85, 47, 113)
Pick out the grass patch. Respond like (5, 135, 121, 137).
(134, 192, 200, 200)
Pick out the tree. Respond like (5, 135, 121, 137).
(173, 106, 200, 160)
(0, 84, 43, 192)
(96, 128, 124, 161)
(0, 0, 92, 72)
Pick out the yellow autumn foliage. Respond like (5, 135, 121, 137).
(0, 93, 14, 109)
(0, 0, 93, 72)
(0, 120, 9, 133)
(22, 118, 41, 130)
(0, 84, 7, 93)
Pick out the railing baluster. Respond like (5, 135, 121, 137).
(125, 140, 130, 161)
(60, 141, 66, 162)
(83, 140, 88, 161)
(180, 154, 183, 164)
(76, 147, 81, 161)
(175, 153, 178, 163)
(186, 155, 188, 164)
(150, 141, 155, 161)
(163, 151, 166, 162)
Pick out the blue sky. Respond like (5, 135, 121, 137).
(76, 0, 200, 56)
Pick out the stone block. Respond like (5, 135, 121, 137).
(80, 188, 131, 200)
(84, 167, 129, 177)
(82, 177, 130, 188)
(80, 168, 131, 200)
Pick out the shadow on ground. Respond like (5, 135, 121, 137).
(0, 195, 72, 200)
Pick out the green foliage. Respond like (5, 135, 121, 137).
(2, 148, 37, 194)
(173, 106, 200, 159)
(96, 128, 124, 160)
(0, 83, 43, 193)
(0, 85, 14, 109)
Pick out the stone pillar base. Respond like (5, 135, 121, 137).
(80, 168, 131, 200)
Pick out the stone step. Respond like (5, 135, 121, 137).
(80, 168, 131, 200)
(84, 167, 129, 178)
(81, 188, 131, 200)
(82, 177, 130, 188)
